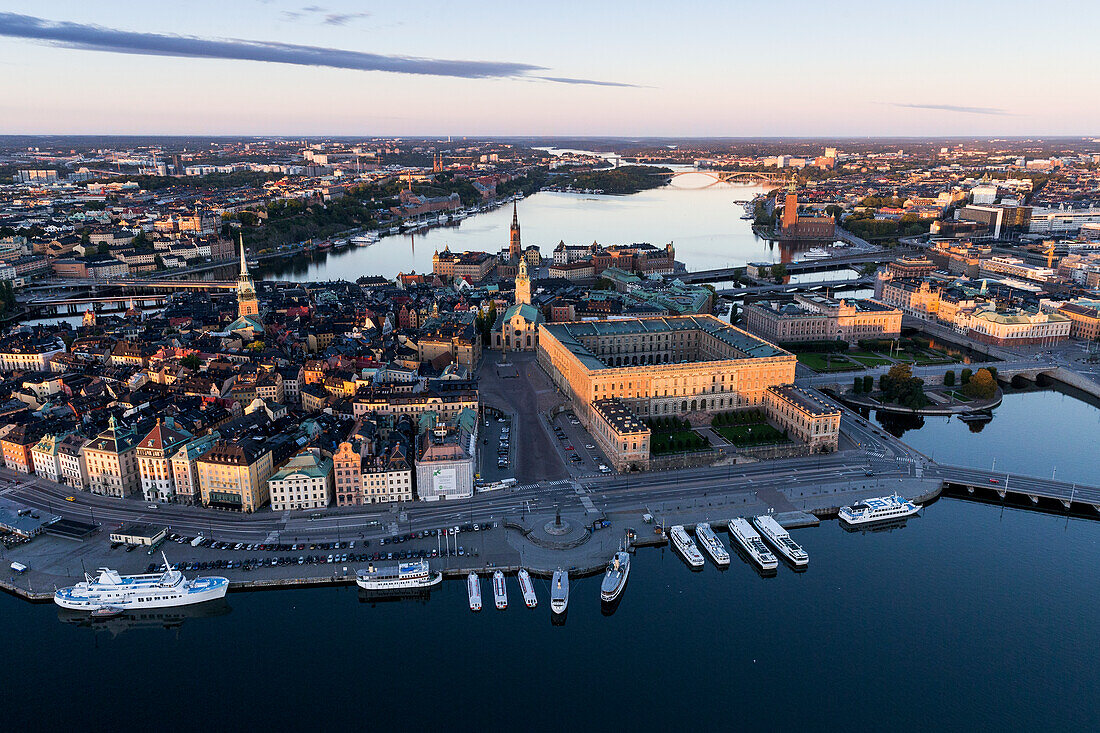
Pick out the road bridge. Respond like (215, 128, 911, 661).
(678, 249, 915, 284)
(32, 277, 237, 291)
(667, 169, 786, 187)
(716, 275, 872, 297)
(936, 464, 1100, 513)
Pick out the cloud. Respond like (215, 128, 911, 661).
(0, 12, 632, 86)
(323, 12, 370, 26)
(535, 76, 640, 88)
(892, 103, 1011, 116)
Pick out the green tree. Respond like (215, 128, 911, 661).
(863, 375, 874, 393)
(943, 370, 955, 387)
(853, 376, 863, 394)
(181, 354, 201, 370)
(771, 263, 787, 282)
(961, 368, 973, 384)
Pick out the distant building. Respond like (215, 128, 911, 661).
(778, 177, 835, 240)
(741, 295, 901, 344)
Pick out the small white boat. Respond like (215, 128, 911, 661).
(728, 517, 778, 571)
(550, 568, 569, 614)
(517, 569, 537, 608)
(467, 572, 482, 612)
(600, 552, 630, 603)
(753, 515, 808, 567)
(694, 523, 730, 567)
(669, 525, 705, 568)
(492, 570, 507, 610)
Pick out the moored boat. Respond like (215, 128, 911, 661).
(694, 523, 730, 566)
(517, 568, 537, 608)
(669, 525, 705, 568)
(728, 517, 778, 571)
(600, 551, 631, 603)
(838, 494, 921, 526)
(493, 570, 508, 609)
(550, 568, 569, 614)
(54, 553, 228, 611)
(467, 572, 482, 612)
(752, 515, 808, 567)
(355, 560, 442, 592)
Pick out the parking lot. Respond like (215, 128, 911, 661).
(477, 410, 514, 485)
(549, 411, 613, 476)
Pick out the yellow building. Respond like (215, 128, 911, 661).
(764, 385, 841, 453)
(196, 438, 274, 512)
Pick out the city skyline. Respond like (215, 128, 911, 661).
(2, 0, 1098, 137)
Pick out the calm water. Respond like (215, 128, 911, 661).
(3, 389, 1099, 731)
(260, 177, 802, 282)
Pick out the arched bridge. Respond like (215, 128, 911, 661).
(665, 170, 787, 187)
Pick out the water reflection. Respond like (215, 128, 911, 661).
(57, 598, 231, 637)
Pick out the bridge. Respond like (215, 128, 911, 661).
(716, 275, 873, 298)
(937, 464, 1100, 514)
(796, 358, 1056, 390)
(22, 294, 172, 316)
(679, 249, 913, 284)
(667, 169, 786, 187)
(31, 277, 237, 291)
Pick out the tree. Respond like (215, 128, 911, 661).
(961, 368, 973, 384)
(853, 376, 863, 394)
(880, 363, 928, 409)
(863, 375, 874, 393)
(770, 263, 787, 282)
(943, 370, 955, 387)
(181, 354, 201, 370)
(962, 368, 996, 400)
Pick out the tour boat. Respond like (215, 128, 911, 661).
(54, 554, 228, 611)
(600, 551, 631, 603)
(355, 560, 442, 591)
(517, 568, 537, 608)
(693, 523, 730, 567)
(351, 233, 379, 247)
(492, 570, 508, 610)
(467, 572, 482, 612)
(669, 525, 705, 568)
(550, 568, 569, 614)
(752, 515, 808, 567)
(728, 517, 779, 571)
(838, 494, 921, 526)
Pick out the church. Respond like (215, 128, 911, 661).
(226, 236, 265, 336)
(492, 204, 544, 351)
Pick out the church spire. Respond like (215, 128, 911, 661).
(509, 200, 521, 262)
(239, 232, 249, 276)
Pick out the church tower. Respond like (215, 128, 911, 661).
(509, 200, 522, 262)
(781, 174, 799, 234)
(237, 234, 259, 318)
(515, 255, 532, 306)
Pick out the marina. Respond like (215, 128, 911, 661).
(728, 518, 779, 572)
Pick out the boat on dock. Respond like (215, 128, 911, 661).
(355, 560, 442, 592)
(669, 524, 705, 568)
(517, 569, 537, 608)
(838, 494, 921, 527)
(752, 515, 808, 567)
(550, 569, 569, 615)
(492, 570, 508, 609)
(54, 553, 228, 611)
(728, 518, 778, 571)
(601, 551, 631, 603)
(693, 523, 730, 567)
(467, 572, 482, 612)
(351, 233, 379, 247)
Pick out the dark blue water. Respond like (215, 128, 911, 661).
(3, 393, 1098, 731)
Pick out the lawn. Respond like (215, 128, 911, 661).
(850, 355, 892, 367)
(716, 423, 790, 446)
(796, 352, 861, 372)
(650, 429, 709, 455)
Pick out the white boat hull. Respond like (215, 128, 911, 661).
(355, 573, 442, 592)
(54, 579, 228, 611)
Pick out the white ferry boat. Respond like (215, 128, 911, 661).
(492, 570, 508, 609)
(467, 572, 482, 612)
(693, 523, 730, 567)
(351, 233, 379, 247)
(600, 552, 631, 603)
(669, 525, 705, 568)
(550, 568, 569, 614)
(728, 518, 778, 571)
(838, 494, 921, 526)
(517, 569, 537, 608)
(752, 515, 808, 567)
(53, 554, 228, 611)
(355, 560, 442, 591)
(801, 247, 830, 260)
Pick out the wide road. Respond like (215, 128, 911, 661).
(933, 464, 1100, 505)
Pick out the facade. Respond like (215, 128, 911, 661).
(333, 441, 364, 506)
(742, 295, 901, 344)
(196, 438, 274, 512)
(57, 434, 89, 490)
(168, 433, 219, 505)
(267, 448, 334, 512)
(135, 418, 194, 503)
(590, 399, 650, 471)
(779, 179, 835, 240)
(763, 385, 840, 453)
(493, 303, 544, 352)
(0, 339, 66, 372)
(1056, 299, 1100, 341)
(350, 388, 478, 423)
(82, 417, 141, 497)
(30, 432, 69, 483)
(956, 307, 1070, 347)
(362, 443, 414, 504)
(1, 423, 46, 474)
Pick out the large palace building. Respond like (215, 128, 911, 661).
(537, 315, 838, 468)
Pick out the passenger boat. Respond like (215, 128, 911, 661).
(752, 515, 808, 567)
(728, 517, 779, 571)
(54, 553, 228, 611)
(492, 570, 508, 609)
(838, 494, 921, 526)
(550, 568, 569, 614)
(600, 551, 631, 603)
(467, 572, 482, 612)
(351, 233, 378, 247)
(669, 525, 705, 568)
(693, 523, 730, 567)
(801, 247, 830, 260)
(958, 410, 993, 423)
(355, 560, 442, 591)
(517, 569, 537, 608)
(316, 240, 333, 251)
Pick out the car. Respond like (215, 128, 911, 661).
(64, 496, 75, 502)
(147, 504, 158, 509)
(564, 444, 573, 450)
(865, 470, 875, 476)
(585, 444, 595, 450)
(989, 478, 1000, 484)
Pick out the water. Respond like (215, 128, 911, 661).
(260, 179, 801, 282)
(2, 390, 1098, 730)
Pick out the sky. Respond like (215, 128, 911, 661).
(0, 0, 1097, 137)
